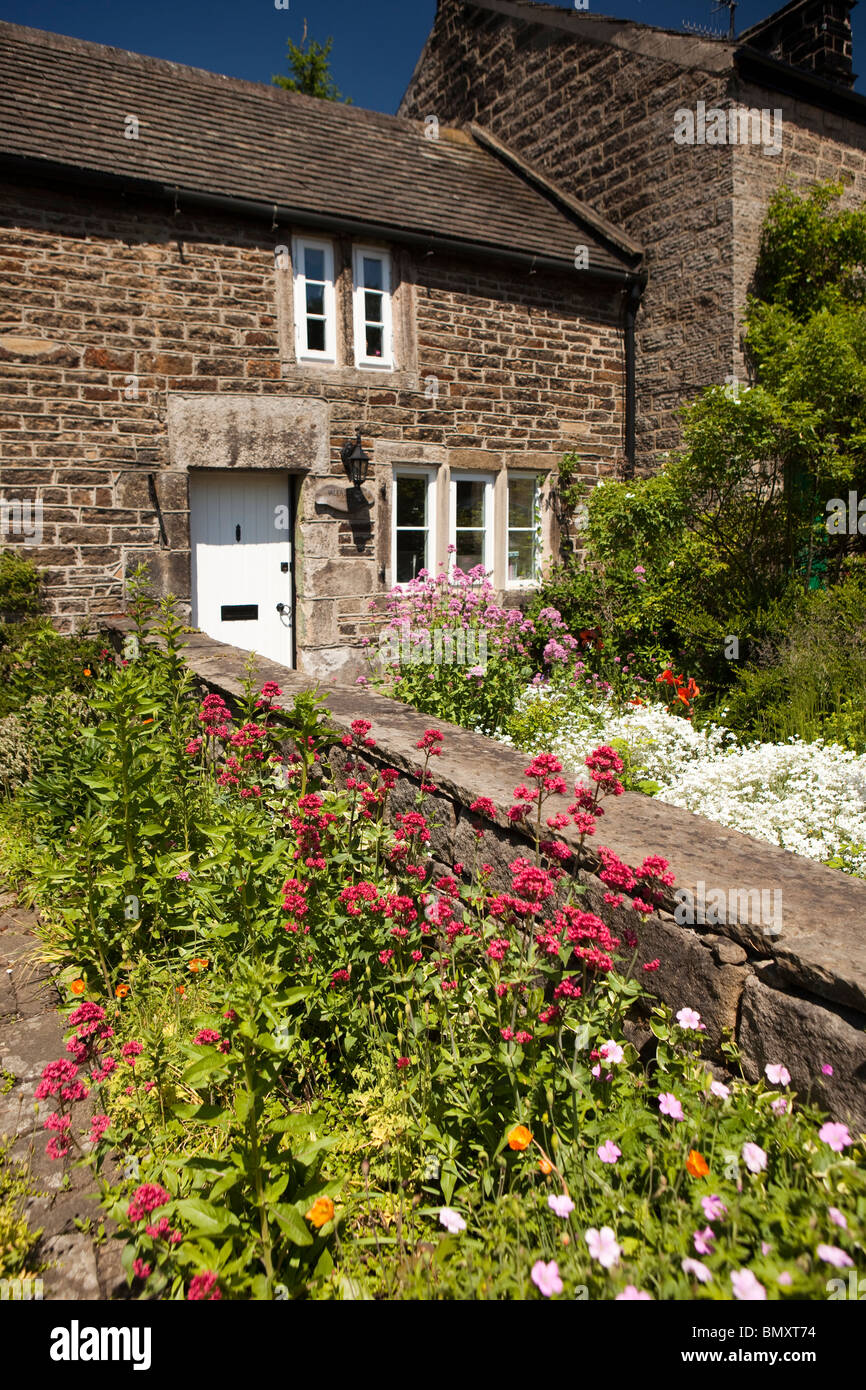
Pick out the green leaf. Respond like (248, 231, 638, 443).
(171, 1102, 229, 1125)
(269, 1114, 319, 1136)
(269, 1202, 313, 1246)
(174, 1198, 237, 1235)
(182, 1054, 231, 1087)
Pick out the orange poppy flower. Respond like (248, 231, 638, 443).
(305, 1196, 335, 1229)
(508, 1124, 532, 1152)
(176, 985, 185, 996)
(189, 958, 209, 973)
(686, 1149, 710, 1178)
(83, 668, 92, 677)
(115, 984, 130, 999)
(70, 978, 86, 996)
(538, 1156, 554, 1175)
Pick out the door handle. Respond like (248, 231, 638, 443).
(276, 603, 286, 614)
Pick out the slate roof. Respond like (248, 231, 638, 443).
(0, 21, 641, 274)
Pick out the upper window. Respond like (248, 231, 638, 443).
(507, 474, 541, 587)
(353, 247, 393, 369)
(293, 237, 336, 362)
(392, 468, 435, 585)
(450, 473, 493, 576)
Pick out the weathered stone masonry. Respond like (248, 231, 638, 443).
(0, 180, 625, 676)
(400, 0, 866, 469)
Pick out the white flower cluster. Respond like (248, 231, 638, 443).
(499, 687, 866, 875)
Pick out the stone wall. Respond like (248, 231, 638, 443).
(0, 177, 625, 676)
(178, 630, 866, 1130)
(400, 0, 866, 469)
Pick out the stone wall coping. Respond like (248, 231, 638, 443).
(171, 630, 866, 1017)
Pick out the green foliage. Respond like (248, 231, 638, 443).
(0, 1144, 43, 1281)
(7, 626, 864, 1299)
(751, 180, 866, 320)
(0, 550, 41, 617)
(272, 30, 350, 103)
(535, 182, 866, 747)
(717, 560, 866, 748)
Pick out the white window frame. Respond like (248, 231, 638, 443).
(352, 245, 393, 369)
(292, 236, 337, 363)
(391, 467, 436, 588)
(449, 471, 494, 578)
(506, 472, 542, 589)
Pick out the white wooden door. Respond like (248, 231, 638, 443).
(189, 470, 293, 667)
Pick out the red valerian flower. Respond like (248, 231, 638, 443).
(416, 729, 444, 755)
(128, 1184, 172, 1223)
(187, 1271, 221, 1301)
(486, 938, 511, 961)
(396, 1056, 411, 1069)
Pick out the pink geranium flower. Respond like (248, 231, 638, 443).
(829, 1207, 847, 1230)
(819, 1122, 852, 1152)
(817, 1244, 853, 1268)
(682, 1258, 713, 1284)
(585, 1226, 621, 1269)
(547, 1194, 575, 1219)
(658, 1092, 684, 1120)
(615, 1285, 652, 1300)
(764, 1063, 791, 1086)
(597, 1140, 621, 1165)
(693, 1227, 715, 1256)
(709, 1080, 730, 1100)
(742, 1142, 767, 1174)
(701, 1194, 727, 1222)
(676, 1007, 704, 1031)
(531, 1260, 564, 1297)
(731, 1268, 766, 1301)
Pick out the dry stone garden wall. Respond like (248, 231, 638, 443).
(177, 630, 866, 1130)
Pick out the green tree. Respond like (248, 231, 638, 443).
(272, 21, 351, 103)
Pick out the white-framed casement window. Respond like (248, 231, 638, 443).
(292, 236, 336, 362)
(450, 472, 493, 576)
(506, 473, 541, 587)
(353, 246, 393, 368)
(392, 468, 436, 585)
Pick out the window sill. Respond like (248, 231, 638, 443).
(281, 361, 417, 389)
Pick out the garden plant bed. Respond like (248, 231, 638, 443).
(0, 598, 860, 1303)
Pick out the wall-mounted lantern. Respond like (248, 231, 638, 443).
(340, 429, 371, 493)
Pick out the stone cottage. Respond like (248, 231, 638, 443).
(0, 21, 642, 679)
(400, 0, 866, 469)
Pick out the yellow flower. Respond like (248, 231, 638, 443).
(508, 1124, 532, 1152)
(189, 958, 209, 973)
(305, 1196, 335, 1229)
(115, 984, 130, 999)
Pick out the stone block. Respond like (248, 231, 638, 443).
(302, 557, 375, 599)
(738, 976, 866, 1130)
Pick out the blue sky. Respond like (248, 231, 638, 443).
(0, 1, 862, 108)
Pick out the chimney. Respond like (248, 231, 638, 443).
(740, 0, 857, 88)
